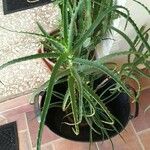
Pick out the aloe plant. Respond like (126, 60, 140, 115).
(0, 0, 150, 150)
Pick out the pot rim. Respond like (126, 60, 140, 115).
(38, 45, 55, 70)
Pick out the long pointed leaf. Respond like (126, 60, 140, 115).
(37, 22, 49, 37)
(62, 0, 68, 43)
(100, 51, 139, 62)
(83, 83, 114, 125)
(62, 89, 70, 111)
(74, 5, 129, 50)
(68, 75, 79, 135)
(0, 24, 65, 52)
(73, 58, 133, 98)
(111, 26, 137, 52)
(0, 53, 58, 70)
(36, 53, 67, 150)
(116, 10, 150, 52)
(70, 67, 83, 123)
(68, 0, 84, 50)
(133, 0, 150, 15)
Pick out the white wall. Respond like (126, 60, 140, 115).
(114, 0, 150, 51)
(97, 0, 150, 63)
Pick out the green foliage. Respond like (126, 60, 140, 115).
(0, 0, 150, 150)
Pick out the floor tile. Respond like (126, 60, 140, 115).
(139, 129, 150, 150)
(132, 107, 149, 133)
(3, 112, 27, 131)
(52, 139, 97, 150)
(18, 131, 32, 150)
(0, 115, 7, 125)
(139, 89, 150, 110)
(33, 143, 54, 150)
(139, 69, 150, 90)
(1, 103, 34, 116)
(0, 95, 29, 113)
(132, 89, 150, 132)
(26, 111, 60, 147)
(97, 122, 142, 150)
(0, 89, 150, 150)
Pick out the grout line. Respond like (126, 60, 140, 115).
(32, 134, 63, 149)
(0, 103, 29, 114)
(18, 129, 28, 133)
(0, 115, 8, 124)
(0, 115, 7, 120)
(137, 128, 150, 135)
(39, 141, 55, 150)
(130, 121, 145, 150)
(40, 141, 52, 147)
(31, 131, 62, 149)
(51, 143, 56, 150)
(0, 90, 33, 104)
(95, 142, 100, 150)
(33, 138, 60, 150)
(24, 113, 34, 150)
(49, 137, 64, 144)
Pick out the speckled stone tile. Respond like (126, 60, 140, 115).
(0, 1, 60, 101)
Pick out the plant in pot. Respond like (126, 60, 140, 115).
(0, 0, 150, 150)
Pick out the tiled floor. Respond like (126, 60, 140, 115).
(0, 89, 150, 150)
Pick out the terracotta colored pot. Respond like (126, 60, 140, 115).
(38, 45, 55, 71)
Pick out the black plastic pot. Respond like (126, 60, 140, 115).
(36, 76, 139, 142)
